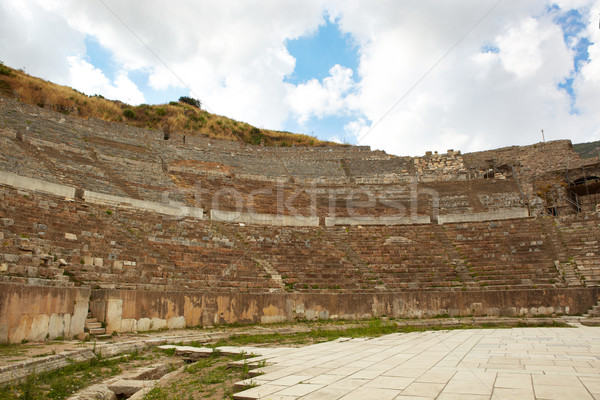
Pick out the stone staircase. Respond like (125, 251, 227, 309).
(85, 314, 110, 339)
(583, 297, 600, 318)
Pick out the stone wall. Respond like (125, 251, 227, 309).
(90, 287, 599, 332)
(0, 283, 90, 343)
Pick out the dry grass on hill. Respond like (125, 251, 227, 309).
(0, 62, 332, 147)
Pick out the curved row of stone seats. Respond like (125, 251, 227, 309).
(337, 226, 472, 291)
(1, 183, 594, 295)
(553, 215, 600, 285)
(229, 225, 382, 292)
(1, 95, 516, 199)
(443, 220, 562, 289)
(0, 185, 278, 293)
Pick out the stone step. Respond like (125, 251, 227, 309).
(86, 322, 103, 330)
(88, 327, 106, 335)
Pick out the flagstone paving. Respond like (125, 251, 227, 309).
(221, 326, 600, 399)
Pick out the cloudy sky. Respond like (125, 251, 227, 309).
(1, 0, 598, 156)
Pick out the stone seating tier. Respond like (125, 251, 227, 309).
(2, 185, 594, 294)
(0, 95, 538, 215)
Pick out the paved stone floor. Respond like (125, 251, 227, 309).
(231, 326, 600, 400)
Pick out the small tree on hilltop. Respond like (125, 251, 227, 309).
(179, 96, 201, 109)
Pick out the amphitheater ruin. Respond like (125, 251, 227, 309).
(0, 93, 599, 347)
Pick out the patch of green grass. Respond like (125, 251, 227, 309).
(143, 387, 170, 400)
(0, 353, 143, 399)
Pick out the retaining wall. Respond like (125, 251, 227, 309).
(0, 283, 90, 343)
(90, 288, 598, 333)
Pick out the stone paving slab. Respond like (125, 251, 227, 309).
(229, 327, 600, 399)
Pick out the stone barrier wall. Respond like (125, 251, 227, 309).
(83, 190, 204, 219)
(0, 171, 75, 199)
(90, 287, 599, 332)
(437, 209, 530, 224)
(325, 215, 431, 226)
(0, 283, 90, 343)
(209, 209, 319, 227)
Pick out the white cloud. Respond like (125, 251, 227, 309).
(335, 1, 598, 155)
(67, 56, 145, 104)
(572, 1, 600, 118)
(286, 64, 357, 124)
(0, 0, 598, 155)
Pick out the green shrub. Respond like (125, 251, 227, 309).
(249, 127, 265, 145)
(123, 109, 136, 119)
(0, 62, 13, 76)
(155, 107, 166, 116)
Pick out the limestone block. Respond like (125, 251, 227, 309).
(0, 321, 9, 343)
(260, 315, 287, 324)
(65, 233, 77, 241)
(48, 313, 70, 339)
(0, 232, 3, 240)
(70, 300, 89, 338)
(4, 254, 18, 263)
(0, 263, 7, 272)
(1, 218, 14, 226)
(83, 256, 93, 265)
(150, 318, 167, 331)
(58, 259, 67, 266)
(121, 318, 137, 332)
(11, 315, 32, 343)
(93, 258, 103, 267)
(167, 316, 186, 329)
(105, 299, 123, 334)
(137, 318, 151, 332)
(108, 379, 154, 397)
(113, 260, 123, 270)
(28, 314, 50, 341)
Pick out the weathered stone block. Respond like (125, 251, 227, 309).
(28, 314, 50, 341)
(150, 318, 167, 331)
(64, 233, 77, 241)
(4, 254, 18, 263)
(121, 318, 137, 332)
(93, 258, 103, 267)
(105, 299, 123, 334)
(137, 318, 151, 332)
(167, 316, 185, 330)
(0, 218, 13, 227)
(108, 379, 154, 397)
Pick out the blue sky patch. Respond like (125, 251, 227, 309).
(481, 43, 500, 53)
(285, 17, 359, 85)
(85, 36, 117, 82)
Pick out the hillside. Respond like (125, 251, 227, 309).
(0, 62, 330, 147)
(573, 140, 600, 159)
